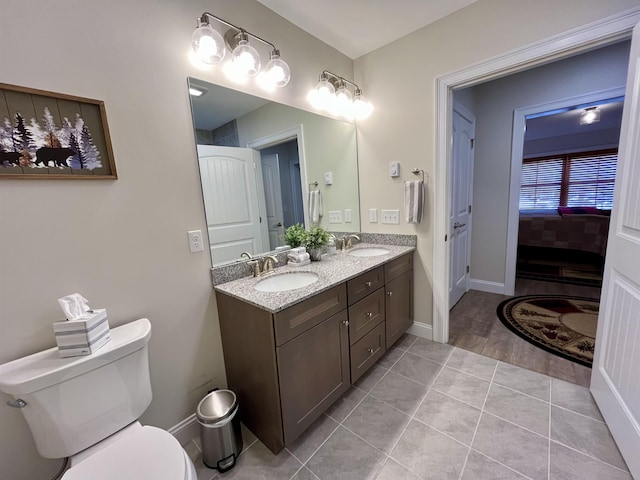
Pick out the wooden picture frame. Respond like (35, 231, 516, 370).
(0, 83, 117, 179)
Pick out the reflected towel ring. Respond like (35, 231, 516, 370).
(411, 168, 425, 183)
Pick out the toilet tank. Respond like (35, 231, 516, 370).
(0, 318, 152, 459)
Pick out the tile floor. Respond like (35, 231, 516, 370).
(184, 335, 631, 480)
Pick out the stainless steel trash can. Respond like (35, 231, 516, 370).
(196, 389, 243, 471)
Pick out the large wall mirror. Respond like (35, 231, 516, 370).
(188, 77, 361, 267)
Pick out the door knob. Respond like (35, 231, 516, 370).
(274, 222, 283, 227)
(365, 281, 372, 287)
(342, 319, 350, 326)
(366, 312, 373, 318)
(453, 222, 466, 229)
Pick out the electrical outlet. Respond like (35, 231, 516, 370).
(381, 209, 400, 224)
(369, 208, 378, 223)
(188, 230, 204, 253)
(329, 211, 342, 223)
(344, 209, 352, 223)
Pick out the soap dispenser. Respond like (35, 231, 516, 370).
(327, 234, 337, 255)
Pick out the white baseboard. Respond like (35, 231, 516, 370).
(407, 321, 433, 340)
(169, 413, 198, 447)
(468, 278, 506, 295)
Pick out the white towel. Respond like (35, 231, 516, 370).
(309, 190, 323, 224)
(287, 252, 311, 263)
(405, 180, 424, 223)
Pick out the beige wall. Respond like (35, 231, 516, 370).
(354, 0, 640, 325)
(468, 41, 629, 284)
(0, 1, 352, 479)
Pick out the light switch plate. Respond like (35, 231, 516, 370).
(389, 161, 400, 177)
(329, 210, 342, 223)
(187, 230, 204, 253)
(344, 209, 352, 223)
(381, 210, 400, 224)
(324, 171, 333, 185)
(369, 208, 378, 223)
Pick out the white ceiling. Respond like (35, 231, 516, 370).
(256, 0, 480, 59)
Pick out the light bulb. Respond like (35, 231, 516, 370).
(232, 39, 261, 77)
(353, 92, 373, 119)
(335, 84, 353, 118)
(311, 77, 335, 112)
(264, 51, 291, 88)
(191, 22, 225, 64)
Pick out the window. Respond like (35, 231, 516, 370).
(519, 149, 617, 210)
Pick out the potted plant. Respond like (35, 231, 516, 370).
(283, 223, 306, 248)
(303, 226, 330, 261)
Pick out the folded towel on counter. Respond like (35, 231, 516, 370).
(309, 190, 323, 224)
(287, 252, 311, 263)
(289, 246, 307, 254)
(405, 180, 424, 224)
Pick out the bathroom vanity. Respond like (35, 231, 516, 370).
(214, 245, 414, 454)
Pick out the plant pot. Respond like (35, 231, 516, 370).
(308, 248, 323, 261)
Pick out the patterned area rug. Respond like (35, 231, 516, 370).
(496, 295, 598, 367)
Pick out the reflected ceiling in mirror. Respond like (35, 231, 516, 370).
(188, 78, 361, 267)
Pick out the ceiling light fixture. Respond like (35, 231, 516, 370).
(580, 106, 601, 125)
(192, 12, 291, 89)
(308, 71, 373, 120)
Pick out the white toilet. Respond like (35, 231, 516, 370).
(0, 318, 197, 479)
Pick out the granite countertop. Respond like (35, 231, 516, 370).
(214, 243, 415, 313)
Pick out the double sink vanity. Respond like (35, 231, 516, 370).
(214, 241, 415, 453)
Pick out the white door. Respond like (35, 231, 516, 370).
(261, 153, 285, 249)
(197, 145, 266, 264)
(590, 22, 640, 479)
(449, 106, 475, 307)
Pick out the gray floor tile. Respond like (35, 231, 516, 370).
(343, 395, 410, 453)
(325, 386, 367, 423)
(414, 390, 481, 445)
(446, 348, 497, 380)
(551, 378, 603, 421)
(286, 414, 339, 463)
(461, 451, 528, 479)
(369, 370, 429, 415)
(306, 426, 386, 480)
(549, 441, 632, 480)
(484, 384, 550, 436)
(493, 362, 550, 401)
(432, 367, 490, 408)
(407, 338, 454, 364)
(374, 458, 420, 480)
(354, 364, 387, 392)
(376, 347, 405, 369)
(550, 406, 628, 470)
(391, 333, 418, 350)
(291, 466, 320, 480)
(218, 440, 302, 480)
(472, 413, 548, 480)
(390, 351, 443, 386)
(390, 419, 469, 479)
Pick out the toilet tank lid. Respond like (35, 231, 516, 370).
(0, 318, 151, 395)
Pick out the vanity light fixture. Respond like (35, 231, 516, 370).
(308, 71, 373, 120)
(188, 85, 208, 97)
(580, 106, 601, 125)
(192, 12, 291, 88)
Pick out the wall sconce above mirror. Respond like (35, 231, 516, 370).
(192, 12, 291, 90)
(187, 78, 361, 267)
(308, 70, 373, 120)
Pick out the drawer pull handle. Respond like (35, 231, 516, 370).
(342, 319, 350, 326)
(386, 291, 393, 296)
(367, 348, 375, 354)
(366, 312, 373, 318)
(364, 281, 372, 287)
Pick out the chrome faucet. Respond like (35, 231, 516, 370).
(346, 234, 360, 249)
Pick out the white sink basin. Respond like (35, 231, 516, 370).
(349, 247, 390, 258)
(254, 272, 319, 292)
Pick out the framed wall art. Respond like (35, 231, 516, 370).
(0, 83, 116, 179)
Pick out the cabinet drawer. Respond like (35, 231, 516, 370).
(350, 322, 386, 383)
(347, 267, 384, 305)
(384, 253, 413, 282)
(348, 288, 385, 345)
(274, 284, 347, 346)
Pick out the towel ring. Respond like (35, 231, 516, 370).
(309, 181, 319, 190)
(411, 169, 425, 182)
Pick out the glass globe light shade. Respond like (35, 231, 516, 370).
(264, 52, 291, 88)
(313, 77, 335, 111)
(353, 92, 374, 119)
(335, 84, 354, 118)
(232, 40, 261, 77)
(191, 23, 225, 64)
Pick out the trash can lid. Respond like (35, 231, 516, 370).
(197, 389, 238, 424)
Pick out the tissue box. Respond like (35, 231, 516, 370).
(53, 309, 111, 358)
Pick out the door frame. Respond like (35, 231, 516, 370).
(246, 125, 310, 228)
(432, 8, 640, 344)
(503, 86, 626, 296)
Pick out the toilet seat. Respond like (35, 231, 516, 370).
(62, 425, 194, 480)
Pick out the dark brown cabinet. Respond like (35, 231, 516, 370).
(385, 254, 414, 348)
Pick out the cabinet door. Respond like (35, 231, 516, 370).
(385, 270, 413, 348)
(277, 310, 350, 445)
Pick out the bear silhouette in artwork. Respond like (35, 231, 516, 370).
(0, 151, 21, 165)
(34, 147, 76, 167)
